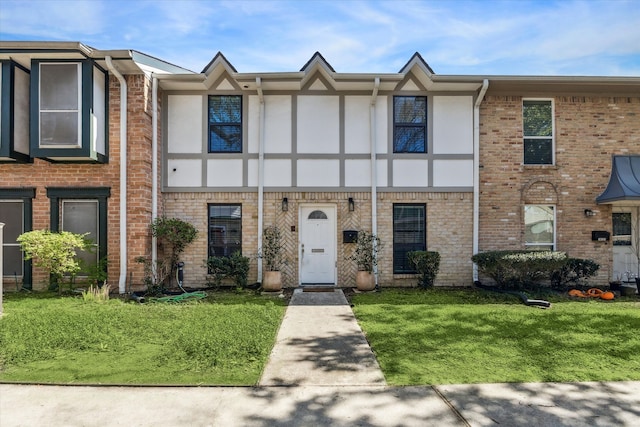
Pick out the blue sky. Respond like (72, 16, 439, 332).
(1, 0, 639, 76)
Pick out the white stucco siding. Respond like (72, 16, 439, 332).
(168, 95, 203, 153)
(433, 159, 474, 187)
(393, 159, 428, 187)
(207, 159, 243, 187)
(345, 159, 371, 186)
(432, 96, 473, 154)
(248, 95, 292, 154)
(297, 96, 339, 153)
(248, 158, 292, 187)
(375, 96, 388, 154)
(297, 159, 340, 186)
(167, 159, 202, 187)
(345, 96, 370, 154)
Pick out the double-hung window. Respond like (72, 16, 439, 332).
(523, 99, 554, 165)
(208, 204, 242, 259)
(393, 96, 427, 153)
(524, 205, 555, 250)
(31, 60, 108, 162)
(208, 95, 242, 153)
(393, 204, 426, 273)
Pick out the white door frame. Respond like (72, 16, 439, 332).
(298, 203, 337, 285)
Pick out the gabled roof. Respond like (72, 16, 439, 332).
(596, 155, 640, 204)
(300, 52, 336, 73)
(399, 52, 435, 75)
(201, 52, 237, 74)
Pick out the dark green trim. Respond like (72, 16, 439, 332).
(0, 187, 35, 288)
(30, 59, 108, 163)
(46, 187, 110, 263)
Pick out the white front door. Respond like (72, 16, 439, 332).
(612, 207, 640, 281)
(299, 205, 336, 285)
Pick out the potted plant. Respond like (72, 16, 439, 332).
(348, 230, 380, 291)
(259, 225, 285, 291)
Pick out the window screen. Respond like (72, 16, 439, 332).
(39, 63, 81, 147)
(0, 201, 24, 276)
(393, 204, 426, 273)
(393, 96, 427, 153)
(62, 200, 99, 270)
(208, 95, 242, 152)
(209, 204, 242, 258)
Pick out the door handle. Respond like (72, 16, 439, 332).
(301, 243, 304, 261)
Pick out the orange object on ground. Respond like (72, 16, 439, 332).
(568, 288, 614, 300)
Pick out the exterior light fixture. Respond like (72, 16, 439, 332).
(282, 197, 288, 212)
(348, 197, 355, 212)
(584, 209, 596, 217)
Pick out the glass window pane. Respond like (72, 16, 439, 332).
(612, 213, 632, 246)
(209, 204, 242, 258)
(209, 125, 242, 152)
(2, 246, 23, 277)
(40, 63, 79, 110)
(394, 127, 425, 153)
(394, 97, 426, 124)
(393, 204, 426, 273)
(62, 201, 98, 269)
(524, 138, 552, 165)
(209, 96, 241, 124)
(523, 101, 552, 137)
(525, 205, 554, 245)
(40, 111, 79, 146)
(0, 201, 23, 242)
(308, 210, 328, 220)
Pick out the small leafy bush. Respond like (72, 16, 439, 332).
(347, 231, 381, 272)
(407, 251, 440, 289)
(151, 217, 198, 267)
(82, 284, 111, 302)
(550, 258, 600, 290)
(206, 251, 250, 289)
(259, 226, 285, 271)
(17, 230, 90, 290)
(472, 250, 567, 289)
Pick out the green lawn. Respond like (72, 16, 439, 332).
(352, 288, 640, 385)
(0, 291, 286, 385)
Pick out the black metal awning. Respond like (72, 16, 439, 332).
(596, 155, 640, 204)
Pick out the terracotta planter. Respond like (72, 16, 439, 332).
(262, 271, 282, 292)
(356, 271, 375, 291)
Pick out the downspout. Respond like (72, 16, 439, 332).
(473, 79, 489, 281)
(105, 56, 128, 294)
(256, 77, 265, 283)
(370, 77, 380, 286)
(151, 74, 158, 273)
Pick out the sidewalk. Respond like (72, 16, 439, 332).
(1, 288, 639, 426)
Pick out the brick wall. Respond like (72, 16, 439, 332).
(162, 191, 473, 288)
(0, 74, 158, 291)
(479, 94, 640, 284)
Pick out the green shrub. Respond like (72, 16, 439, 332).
(17, 230, 90, 290)
(206, 251, 250, 289)
(407, 251, 440, 288)
(151, 217, 198, 267)
(550, 258, 600, 290)
(472, 250, 567, 289)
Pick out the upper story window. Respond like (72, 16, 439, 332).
(523, 99, 553, 165)
(0, 60, 31, 162)
(31, 60, 108, 162)
(393, 96, 427, 153)
(524, 205, 555, 250)
(208, 95, 242, 153)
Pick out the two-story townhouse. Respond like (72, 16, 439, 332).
(159, 52, 485, 288)
(0, 42, 189, 293)
(478, 77, 640, 286)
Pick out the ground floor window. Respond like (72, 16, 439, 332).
(208, 204, 242, 258)
(0, 188, 34, 286)
(47, 187, 109, 273)
(524, 205, 555, 250)
(393, 204, 426, 273)
(612, 212, 632, 246)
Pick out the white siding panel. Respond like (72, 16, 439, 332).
(265, 159, 292, 186)
(376, 159, 388, 187)
(167, 159, 202, 187)
(375, 96, 388, 154)
(248, 96, 259, 154)
(393, 160, 428, 187)
(432, 96, 473, 154)
(207, 159, 243, 187)
(345, 159, 371, 186)
(265, 96, 292, 153)
(297, 96, 339, 153)
(168, 95, 203, 153)
(433, 160, 474, 187)
(297, 159, 340, 187)
(345, 96, 370, 154)
(248, 158, 258, 187)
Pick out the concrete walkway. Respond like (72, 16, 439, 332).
(1, 288, 640, 426)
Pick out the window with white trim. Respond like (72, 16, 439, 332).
(523, 99, 554, 165)
(524, 205, 555, 250)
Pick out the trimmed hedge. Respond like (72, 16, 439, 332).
(407, 251, 440, 289)
(472, 250, 569, 289)
(549, 258, 600, 290)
